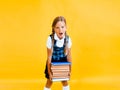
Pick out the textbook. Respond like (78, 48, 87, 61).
(51, 62, 71, 65)
(51, 62, 71, 82)
(52, 72, 69, 76)
(52, 78, 70, 82)
(51, 65, 69, 70)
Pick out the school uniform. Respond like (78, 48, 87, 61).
(44, 33, 72, 79)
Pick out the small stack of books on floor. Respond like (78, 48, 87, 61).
(51, 62, 71, 82)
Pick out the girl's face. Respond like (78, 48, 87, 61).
(54, 21, 67, 39)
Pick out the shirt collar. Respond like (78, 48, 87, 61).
(54, 33, 65, 41)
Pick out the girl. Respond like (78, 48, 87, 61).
(44, 16, 72, 90)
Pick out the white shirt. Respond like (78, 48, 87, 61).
(46, 33, 72, 49)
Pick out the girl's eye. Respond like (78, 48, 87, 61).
(61, 26, 64, 28)
(55, 27, 59, 29)
(55, 26, 65, 29)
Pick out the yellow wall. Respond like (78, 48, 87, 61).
(0, 0, 120, 90)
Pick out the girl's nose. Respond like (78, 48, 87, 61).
(59, 27, 63, 31)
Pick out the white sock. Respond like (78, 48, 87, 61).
(63, 85, 70, 90)
(44, 87, 51, 90)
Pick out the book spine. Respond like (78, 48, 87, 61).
(51, 62, 71, 66)
(53, 72, 69, 75)
(51, 69, 70, 72)
(52, 78, 70, 82)
(51, 65, 69, 69)
(52, 76, 70, 79)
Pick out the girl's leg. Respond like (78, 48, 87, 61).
(61, 81, 70, 90)
(44, 79, 53, 90)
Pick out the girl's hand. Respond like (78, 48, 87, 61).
(49, 72, 53, 81)
(68, 72, 71, 77)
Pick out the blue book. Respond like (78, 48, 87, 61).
(51, 62, 71, 66)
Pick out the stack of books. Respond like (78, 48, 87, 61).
(51, 62, 71, 82)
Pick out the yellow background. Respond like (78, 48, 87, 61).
(0, 0, 120, 90)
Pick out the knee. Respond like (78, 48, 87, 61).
(61, 81, 68, 86)
(45, 79, 53, 88)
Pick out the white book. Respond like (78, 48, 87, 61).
(52, 78, 70, 82)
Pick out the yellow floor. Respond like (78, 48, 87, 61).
(0, 76, 120, 90)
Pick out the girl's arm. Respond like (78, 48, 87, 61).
(47, 48, 52, 80)
(67, 48, 72, 74)
(67, 48, 72, 62)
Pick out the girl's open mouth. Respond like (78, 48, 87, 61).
(59, 33, 63, 36)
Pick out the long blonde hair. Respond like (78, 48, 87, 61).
(51, 16, 68, 55)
